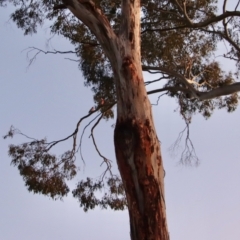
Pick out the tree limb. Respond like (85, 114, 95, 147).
(198, 82, 240, 100)
(142, 10, 240, 34)
(143, 65, 240, 100)
(64, 0, 117, 63)
(90, 114, 112, 176)
(53, 4, 67, 10)
(78, 113, 102, 164)
(147, 86, 188, 95)
(142, 65, 199, 98)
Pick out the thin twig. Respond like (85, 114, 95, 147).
(78, 113, 102, 163)
(46, 107, 101, 151)
(90, 114, 113, 176)
(151, 93, 168, 106)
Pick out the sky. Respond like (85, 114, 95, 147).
(1, 3, 240, 240)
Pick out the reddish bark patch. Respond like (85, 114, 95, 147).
(121, 56, 141, 85)
(114, 117, 168, 239)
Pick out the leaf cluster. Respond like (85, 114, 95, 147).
(8, 138, 77, 199)
(4, 121, 128, 210)
(72, 176, 127, 211)
(166, 61, 238, 120)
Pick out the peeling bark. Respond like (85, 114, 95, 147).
(114, 118, 169, 240)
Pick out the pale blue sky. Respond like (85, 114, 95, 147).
(1, 4, 240, 240)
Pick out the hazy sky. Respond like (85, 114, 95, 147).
(1, 3, 240, 240)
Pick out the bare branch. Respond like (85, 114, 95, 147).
(23, 47, 78, 67)
(147, 86, 189, 95)
(53, 4, 67, 10)
(151, 93, 168, 106)
(145, 76, 170, 86)
(23, 42, 99, 66)
(24, 47, 77, 56)
(64, 58, 79, 62)
(90, 114, 112, 176)
(198, 26, 240, 54)
(46, 103, 115, 152)
(78, 113, 102, 164)
(182, 1, 193, 23)
(3, 125, 38, 141)
(183, 10, 240, 28)
(77, 102, 116, 165)
(142, 65, 199, 98)
(45, 112, 93, 152)
(169, 120, 199, 166)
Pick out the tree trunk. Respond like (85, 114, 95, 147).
(113, 2, 169, 238)
(113, 38, 170, 240)
(114, 74, 169, 240)
(65, 0, 170, 239)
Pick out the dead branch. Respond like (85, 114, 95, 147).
(151, 93, 168, 106)
(23, 47, 78, 67)
(169, 124, 199, 166)
(147, 86, 189, 95)
(90, 114, 113, 177)
(145, 76, 170, 86)
(23, 43, 99, 67)
(3, 125, 38, 141)
(53, 4, 67, 10)
(78, 113, 102, 163)
(45, 107, 99, 152)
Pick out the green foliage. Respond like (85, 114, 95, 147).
(7, 138, 77, 199)
(3, 126, 76, 199)
(72, 176, 127, 211)
(166, 62, 237, 120)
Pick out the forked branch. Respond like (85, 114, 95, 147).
(90, 114, 113, 177)
(3, 102, 115, 199)
(143, 65, 240, 100)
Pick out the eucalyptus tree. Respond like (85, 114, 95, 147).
(2, 0, 240, 239)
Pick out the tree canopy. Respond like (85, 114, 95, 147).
(2, 0, 240, 212)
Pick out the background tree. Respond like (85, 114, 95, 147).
(1, 1, 240, 240)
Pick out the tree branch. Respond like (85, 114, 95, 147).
(23, 47, 78, 67)
(64, 0, 117, 63)
(142, 10, 240, 34)
(46, 106, 100, 152)
(181, 10, 240, 28)
(199, 28, 240, 54)
(143, 65, 240, 100)
(145, 76, 170, 86)
(53, 4, 67, 10)
(78, 113, 102, 164)
(90, 114, 112, 176)
(142, 65, 199, 98)
(198, 82, 240, 100)
(147, 86, 188, 95)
